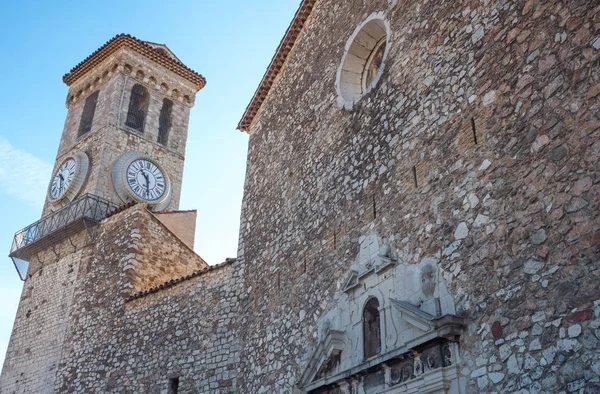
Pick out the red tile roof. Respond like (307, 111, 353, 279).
(237, 0, 317, 132)
(126, 258, 237, 302)
(63, 34, 206, 90)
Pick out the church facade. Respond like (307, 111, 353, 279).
(2, 0, 600, 393)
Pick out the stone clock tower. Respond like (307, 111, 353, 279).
(44, 34, 205, 216)
(1, 35, 207, 393)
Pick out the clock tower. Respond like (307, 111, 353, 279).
(1, 35, 206, 393)
(43, 34, 205, 215)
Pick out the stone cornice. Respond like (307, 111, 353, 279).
(63, 34, 205, 90)
(66, 58, 197, 109)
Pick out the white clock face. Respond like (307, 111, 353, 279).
(49, 158, 76, 200)
(126, 159, 166, 201)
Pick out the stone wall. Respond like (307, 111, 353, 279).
(53, 205, 241, 393)
(0, 231, 90, 394)
(237, 0, 600, 392)
(4, 2, 599, 393)
(124, 204, 207, 294)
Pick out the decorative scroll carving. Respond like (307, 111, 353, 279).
(442, 342, 453, 367)
(389, 340, 454, 387)
(309, 340, 457, 393)
(390, 360, 414, 385)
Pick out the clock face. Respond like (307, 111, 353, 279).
(112, 152, 172, 211)
(49, 158, 76, 200)
(126, 159, 166, 201)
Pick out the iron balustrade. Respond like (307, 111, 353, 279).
(9, 194, 120, 280)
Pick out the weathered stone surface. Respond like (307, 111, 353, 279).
(489, 372, 505, 384)
(492, 321, 503, 339)
(3, 1, 600, 393)
(530, 229, 547, 245)
(568, 325, 582, 338)
(524, 260, 545, 275)
(548, 145, 568, 162)
(454, 222, 469, 240)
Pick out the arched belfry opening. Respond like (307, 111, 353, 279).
(78, 90, 99, 136)
(125, 83, 150, 132)
(158, 98, 173, 145)
(363, 297, 381, 359)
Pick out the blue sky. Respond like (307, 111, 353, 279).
(0, 0, 300, 368)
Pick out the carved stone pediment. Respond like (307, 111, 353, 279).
(390, 299, 465, 340)
(342, 270, 360, 293)
(343, 255, 397, 294)
(299, 329, 346, 386)
(390, 299, 436, 332)
(374, 255, 396, 274)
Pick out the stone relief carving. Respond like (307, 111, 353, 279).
(421, 263, 436, 297)
(388, 341, 454, 386)
(299, 231, 463, 393)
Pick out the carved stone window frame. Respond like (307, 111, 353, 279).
(336, 12, 391, 110)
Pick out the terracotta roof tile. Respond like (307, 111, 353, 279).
(237, 0, 316, 132)
(125, 258, 237, 302)
(63, 34, 206, 90)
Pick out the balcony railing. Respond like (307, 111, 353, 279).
(9, 194, 120, 280)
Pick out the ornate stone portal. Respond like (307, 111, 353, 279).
(298, 234, 465, 394)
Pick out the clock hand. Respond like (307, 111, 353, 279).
(141, 170, 151, 197)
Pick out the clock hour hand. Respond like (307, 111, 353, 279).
(141, 170, 150, 198)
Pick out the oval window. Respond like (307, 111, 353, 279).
(337, 16, 390, 109)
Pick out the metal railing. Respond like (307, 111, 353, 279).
(10, 193, 120, 257)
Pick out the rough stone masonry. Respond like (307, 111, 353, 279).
(235, 0, 600, 392)
(1, 0, 599, 393)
